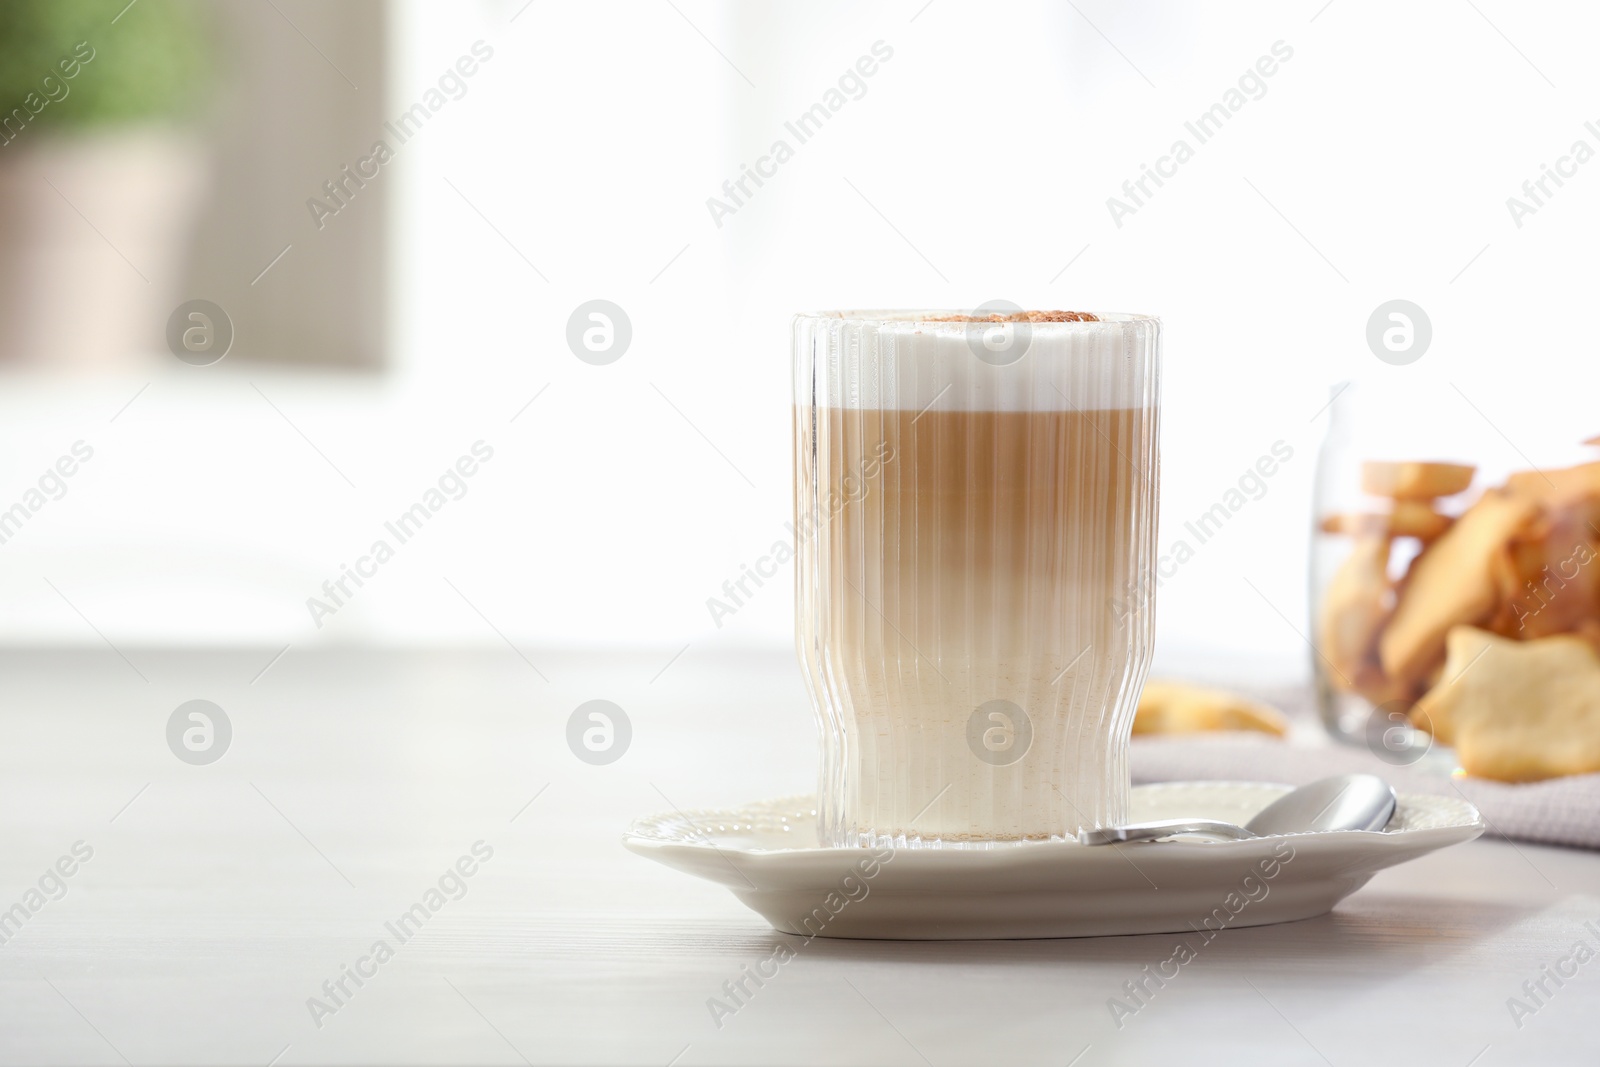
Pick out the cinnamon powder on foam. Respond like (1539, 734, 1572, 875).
(923, 311, 1100, 323)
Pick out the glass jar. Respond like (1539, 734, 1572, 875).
(1311, 374, 1600, 764)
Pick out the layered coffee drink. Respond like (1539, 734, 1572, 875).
(794, 311, 1160, 847)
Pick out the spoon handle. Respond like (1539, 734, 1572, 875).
(1077, 819, 1258, 846)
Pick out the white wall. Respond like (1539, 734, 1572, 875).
(1, 0, 1596, 672)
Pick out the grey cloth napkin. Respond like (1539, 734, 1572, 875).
(1130, 683, 1600, 850)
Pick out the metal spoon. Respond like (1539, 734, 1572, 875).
(1077, 774, 1396, 846)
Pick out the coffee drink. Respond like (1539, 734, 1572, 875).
(794, 311, 1160, 847)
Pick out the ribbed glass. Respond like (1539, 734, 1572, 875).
(793, 311, 1161, 848)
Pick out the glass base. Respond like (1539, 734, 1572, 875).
(840, 828, 1076, 850)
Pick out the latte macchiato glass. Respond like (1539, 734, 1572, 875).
(793, 311, 1160, 848)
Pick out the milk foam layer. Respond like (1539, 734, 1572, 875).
(795, 311, 1159, 413)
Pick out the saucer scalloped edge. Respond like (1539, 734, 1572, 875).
(623, 781, 1485, 940)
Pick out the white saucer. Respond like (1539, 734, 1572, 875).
(624, 781, 1484, 940)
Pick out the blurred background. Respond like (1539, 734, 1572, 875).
(2, 0, 1596, 678)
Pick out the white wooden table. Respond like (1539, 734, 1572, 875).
(2, 648, 1597, 1065)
